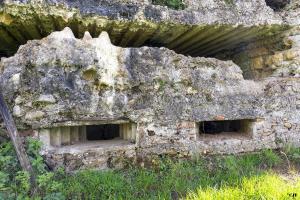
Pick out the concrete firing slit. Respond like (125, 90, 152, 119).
(86, 124, 120, 140)
(39, 122, 137, 151)
(198, 119, 254, 141)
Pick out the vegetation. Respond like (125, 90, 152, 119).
(151, 0, 185, 10)
(0, 138, 300, 199)
(224, 0, 234, 6)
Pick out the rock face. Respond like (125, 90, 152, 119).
(1, 27, 300, 170)
(0, 27, 262, 128)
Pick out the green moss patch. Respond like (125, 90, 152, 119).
(151, 0, 185, 10)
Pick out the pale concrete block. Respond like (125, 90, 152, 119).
(50, 127, 61, 147)
(119, 124, 124, 139)
(123, 124, 128, 140)
(39, 129, 51, 148)
(131, 123, 137, 142)
(79, 126, 87, 141)
(61, 127, 71, 145)
(127, 123, 131, 140)
(126, 123, 132, 140)
(71, 126, 80, 143)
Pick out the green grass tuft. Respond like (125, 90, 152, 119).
(186, 174, 300, 200)
(260, 149, 283, 167)
(284, 144, 300, 164)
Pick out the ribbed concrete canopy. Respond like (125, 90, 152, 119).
(0, 0, 290, 57)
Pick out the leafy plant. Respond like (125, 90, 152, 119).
(0, 139, 63, 199)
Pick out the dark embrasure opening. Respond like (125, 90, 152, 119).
(199, 120, 250, 134)
(265, 0, 290, 11)
(86, 124, 120, 140)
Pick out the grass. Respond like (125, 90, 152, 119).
(186, 174, 300, 200)
(57, 150, 299, 199)
(1, 139, 300, 199)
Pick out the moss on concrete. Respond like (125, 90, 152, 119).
(151, 0, 185, 10)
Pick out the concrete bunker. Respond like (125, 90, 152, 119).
(39, 122, 137, 149)
(198, 119, 254, 140)
(0, 11, 298, 169)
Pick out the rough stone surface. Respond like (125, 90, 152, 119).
(1, 28, 299, 170)
(0, 0, 282, 24)
(226, 26, 300, 79)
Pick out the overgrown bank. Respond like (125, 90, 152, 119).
(0, 138, 300, 199)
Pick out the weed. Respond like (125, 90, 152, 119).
(224, 0, 234, 5)
(284, 144, 300, 164)
(260, 149, 283, 167)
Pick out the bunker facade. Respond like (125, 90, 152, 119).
(0, 0, 299, 170)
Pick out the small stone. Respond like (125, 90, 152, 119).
(10, 73, 20, 87)
(14, 96, 23, 104)
(178, 121, 196, 129)
(284, 50, 298, 60)
(214, 115, 225, 120)
(263, 128, 271, 133)
(252, 57, 264, 69)
(13, 105, 23, 117)
(186, 87, 198, 94)
(272, 53, 283, 65)
(25, 111, 45, 120)
(284, 122, 292, 129)
(36, 94, 56, 104)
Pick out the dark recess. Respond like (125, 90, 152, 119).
(199, 120, 243, 134)
(265, 0, 290, 10)
(86, 124, 120, 140)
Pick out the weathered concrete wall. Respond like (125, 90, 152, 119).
(0, 28, 299, 170)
